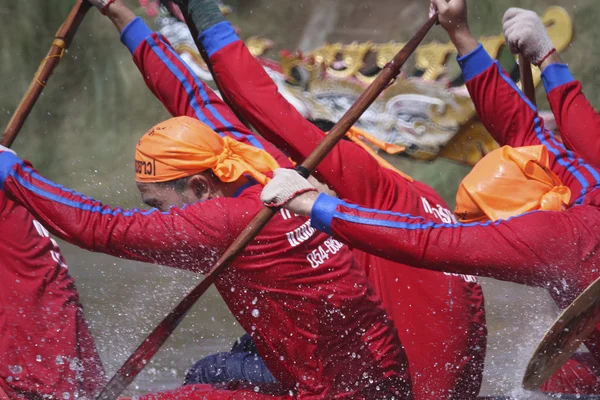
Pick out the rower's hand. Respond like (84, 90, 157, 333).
(261, 169, 319, 216)
(87, 0, 118, 14)
(503, 8, 555, 66)
(431, 0, 478, 56)
(0, 145, 16, 156)
(430, 0, 468, 34)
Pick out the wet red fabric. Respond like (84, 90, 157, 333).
(134, 384, 289, 399)
(547, 80, 600, 169)
(0, 193, 105, 399)
(0, 26, 411, 399)
(314, 48, 600, 395)
(203, 24, 486, 400)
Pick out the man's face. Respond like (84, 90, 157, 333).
(137, 182, 187, 212)
(136, 174, 219, 212)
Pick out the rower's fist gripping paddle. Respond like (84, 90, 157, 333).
(523, 276, 600, 390)
(95, 12, 439, 400)
(2, 0, 91, 147)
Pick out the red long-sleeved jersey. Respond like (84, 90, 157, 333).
(0, 193, 105, 399)
(196, 21, 486, 399)
(0, 18, 412, 399)
(306, 44, 600, 394)
(543, 64, 600, 168)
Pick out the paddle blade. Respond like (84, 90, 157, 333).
(523, 276, 600, 390)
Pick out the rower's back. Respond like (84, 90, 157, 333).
(0, 194, 105, 399)
(211, 183, 412, 399)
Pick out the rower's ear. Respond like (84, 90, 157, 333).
(186, 173, 212, 201)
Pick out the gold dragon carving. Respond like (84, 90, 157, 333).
(168, 7, 573, 165)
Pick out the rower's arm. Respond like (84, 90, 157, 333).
(459, 44, 549, 148)
(0, 152, 235, 273)
(541, 54, 600, 168)
(117, 17, 292, 166)
(440, 13, 546, 149)
(199, 21, 409, 210)
(120, 18, 250, 139)
(308, 193, 580, 290)
(102, 0, 243, 137)
(103, 1, 248, 137)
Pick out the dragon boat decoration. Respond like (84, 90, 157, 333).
(140, 1, 573, 165)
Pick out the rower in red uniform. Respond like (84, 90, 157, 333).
(501, 7, 600, 394)
(0, 156, 105, 399)
(260, 0, 600, 395)
(518, 14, 600, 169)
(170, 0, 486, 398)
(0, 1, 411, 398)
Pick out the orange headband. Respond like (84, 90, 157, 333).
(455, 145, 571, 222)
(135, 116, 279, 185)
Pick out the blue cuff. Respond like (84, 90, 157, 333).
(199, 21, 240, 58)
(457, 43, 494, 82)
(0, 152, 21, 190)
(541, 63, 575, 93)
(121, 17, 153, 55)
(310, 193, 345, 235)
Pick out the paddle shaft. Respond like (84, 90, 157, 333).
(519, 54, 536, 107)
(95, 13, 438, 400)
(1, 0, 92, 148)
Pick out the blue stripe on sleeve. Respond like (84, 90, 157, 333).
(145, 36, 218, 131)
(152, 35, 265, 149)
(121, 17, 153, 55)
(457, 43, 494, 82)
(22, 165, 95, 202)
(0, 152, 20, 190)
(9, 166, 163, 217)
(494, 61, 599, 202)
(331, 203, 542, 232)
(199, 21, 240, 58)
(541, 64, 575, 93)
(310, 194, 345, 235)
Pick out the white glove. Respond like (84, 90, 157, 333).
(261, 169, 318, 213)
(88, 0, 116, 14)
(503, 8, 554, 65)
(0, 145, 16, 156)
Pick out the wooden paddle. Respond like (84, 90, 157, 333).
(1, 0, 92, 147)
(94, 13, 439, 400)
(522, 276, 600, 390)
(519, 54, 536, 107)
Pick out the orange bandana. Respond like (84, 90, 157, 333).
(455, 145, 571, 222)
(135, 116, 279, 185)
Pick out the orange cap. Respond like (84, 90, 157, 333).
(135, 116, 279, 185)
(455, 145, 571, 222)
